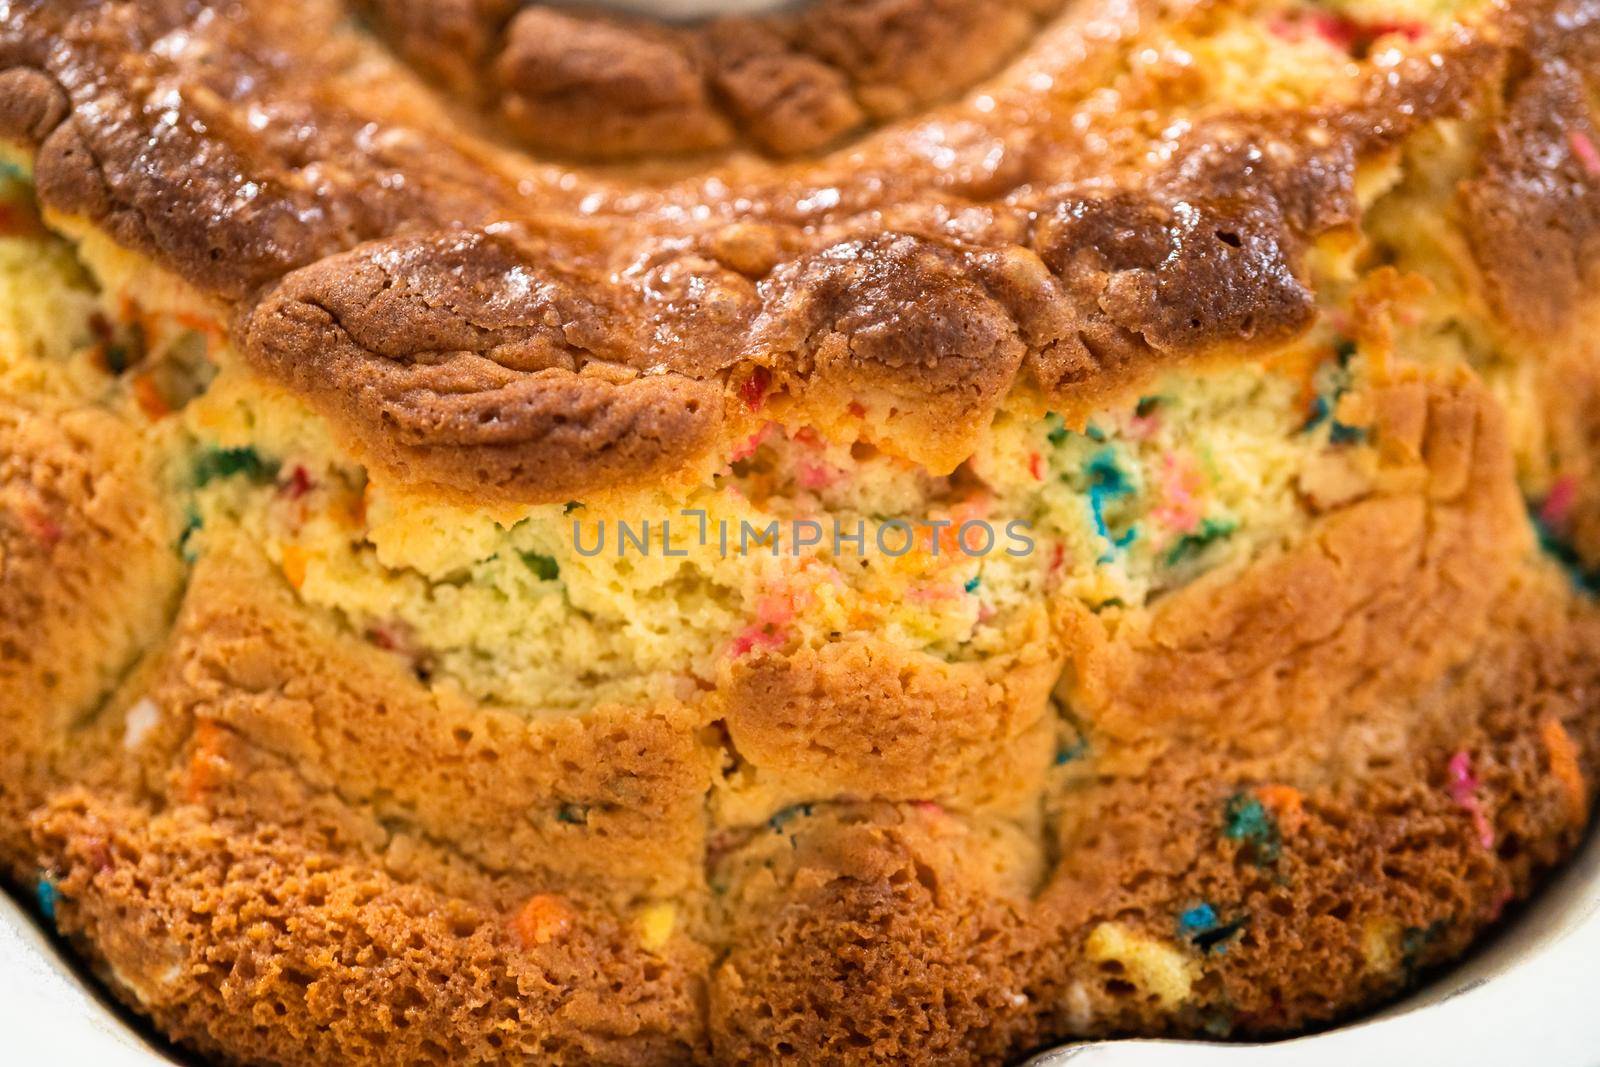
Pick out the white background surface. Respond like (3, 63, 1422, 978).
(1, 826, 1596, 1067)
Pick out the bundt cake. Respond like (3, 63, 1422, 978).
(2, 0, 1599, 1061)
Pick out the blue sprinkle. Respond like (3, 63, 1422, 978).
(1085, 448, 1136, 561)
(1178, 903, 1219, 935)
(1329, 421, 1367, 445)
(1301, 394, 1331, 432)
(964, 574, 981, 594)
(35, 878, 57, 923)
(1054, 736, 1089, 765)
(1179, 902, 1249, 953)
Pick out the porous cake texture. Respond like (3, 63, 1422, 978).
(2, 0, 1600, 1062)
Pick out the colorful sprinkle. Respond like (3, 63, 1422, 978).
(1222, 793, 1281, 863)
(1085, 448, 1137, 560)
(17, 504, 63, 548)
(519, 551, 560, 581)
(1539, 474, 1579, 532)
(739, 367, 771, 412)
(1177, 902, 1247, 953)
(556, 803, 590, 825)
(1531, 506, 1600, 594)
(177, 508, 202, 562)
(1446, 750, 1496, 850)
(1177, 903, 1218, 935)
(964, 574, 982, 594)
(278, 464, 314, 501)
(1400, 919, 1447, 976)
(280, 544, 311, 591)
(193, 446, 277, 488)
(1054, 735, 1089, 765)
(130, 373, 171, 419)
(1165, 516, 1236, 567)
(1045, 412, 1069, 445)
(34, 877, 57, 923)
(1541, 717, 1588, 828)
(509, 894, 574, 947)
(1570, 130, 1600, 178)
(1153, 451, 1204, 535)
(1253, 784, 1305, 834)
(768, 803, 813, 833)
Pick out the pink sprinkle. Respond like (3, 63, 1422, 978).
(796, 459, 837, 490)
(1484, 887, 1515, 922)
(1303, 12, 1424, 50)
(977, 602, 997, 623)
(1570, 130, 1600, 178)
(729, 625, 786, 657)
(729, 423, 774, 463)
(279, 465, 314, 501)
(1540, 474, 1579, 530)
(1447, 750, 1496, 850)
(739, 367, 771, 412)
(754, 593, 797, 629)
(1152, 452, 1203, 534)
(20, 506, 63, 548)
(911, 800, 944, 816)
(1127, 412, 1162, 440)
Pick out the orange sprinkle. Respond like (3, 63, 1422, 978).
(130, 374, 171, 419)
(1541, 717, 1588, 828)
(1254, 784, 1305, 833)
(510, 894, 574, 948)
(280, 545, 310, 591)
(173, 310, 223, 341)
(183, 719, 228, 804)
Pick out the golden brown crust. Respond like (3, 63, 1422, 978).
(359, 0, 1059, 159)
(0, 401, 183, 875)
(0, 0, 1546, 502)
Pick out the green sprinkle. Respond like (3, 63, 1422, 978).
(1165, 517, 1237, 567)
(964, 574, 982, 594)
(1400, 919, 1448, 976)
(1532, 508, 1600, 595)
(564, 501, 584, 514)
(177, 509, 202, 562)
(1045, 412, 1069, 445)
(1222, 793, 1281, 864)
(520, 551, 560, 581)
(1135, 395, 1162, 418)
(767, 803, 813, 833)
(193, 446, 277, 487)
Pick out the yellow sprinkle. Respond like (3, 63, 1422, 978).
(636, 901, 676, 952)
